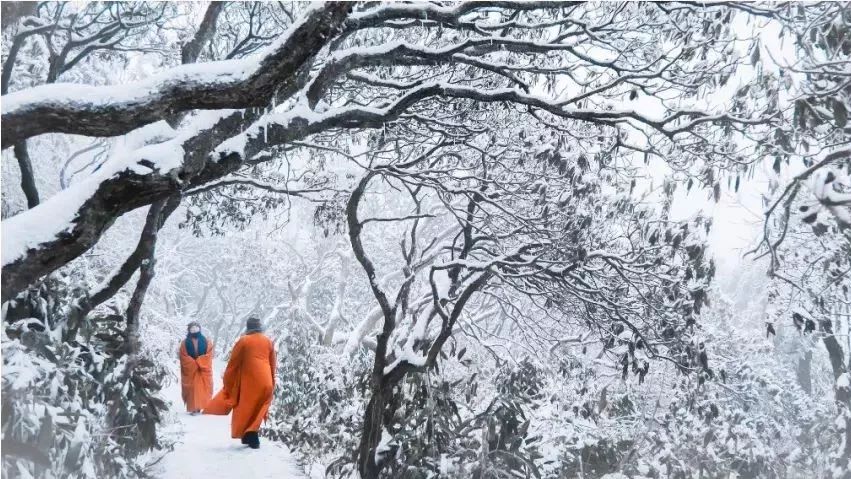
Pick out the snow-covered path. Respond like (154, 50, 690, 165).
(153, 361, 304, 479)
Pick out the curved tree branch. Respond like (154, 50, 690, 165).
(0, 2, 352, 148)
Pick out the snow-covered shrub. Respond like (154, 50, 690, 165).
(264, 320, 370, 477)
(641, 364, 830, 479)
(645, 358, 830, 476)
(379, 358, 546, 479)
(2, 276, 170, 478)
(607, 296, 835, 479)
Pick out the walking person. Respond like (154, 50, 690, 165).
(179, 321, 214, 414)
(203, 317, 276, 449)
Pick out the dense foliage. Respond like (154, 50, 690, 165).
(2, 276, 170, 478)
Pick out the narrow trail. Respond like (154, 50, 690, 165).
(153, 360, 304, 479)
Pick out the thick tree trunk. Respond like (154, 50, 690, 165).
(357, 386, 388, 479)
(181, 2, 224, 65)
(348, 173, 398, 478)
(822, 329, 851, 474)
(123, 197, 177, 358)
(124, 250, 156, 359)
(13, 142, 39, 208)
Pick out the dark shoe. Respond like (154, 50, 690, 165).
(244, 431, 260, 449)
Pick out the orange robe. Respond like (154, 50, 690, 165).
(203, 332, 276, 438)
(179, 338, 214, 412)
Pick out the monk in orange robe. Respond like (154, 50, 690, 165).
(203, 317, 276, 449)
(178, 321, 214, 414)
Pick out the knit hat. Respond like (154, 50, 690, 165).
(246, 316, 263, 333)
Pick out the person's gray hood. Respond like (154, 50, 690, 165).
(245, 316, 264, 333)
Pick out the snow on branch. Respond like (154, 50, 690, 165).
(344, 1, 567, 30)
(0, 2, 351, 148)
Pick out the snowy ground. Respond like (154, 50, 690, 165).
(153, 360, 305, 479)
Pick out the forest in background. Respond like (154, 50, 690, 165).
(1, 2, 849, 478)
